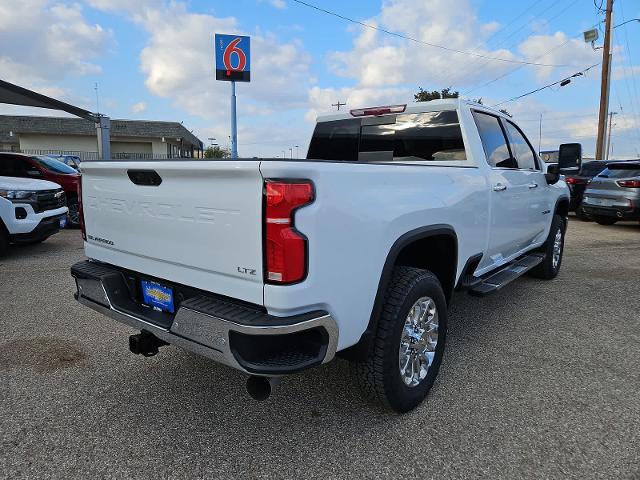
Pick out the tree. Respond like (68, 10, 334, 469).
(204, 145, 231, 159)
(415, 87, 459, 102)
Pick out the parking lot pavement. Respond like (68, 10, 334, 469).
(1, 219, 639, 479)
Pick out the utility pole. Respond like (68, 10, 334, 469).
(595, 0, 614, 160)
(332, 101, 346, 111)
(606, 111, 617, 160)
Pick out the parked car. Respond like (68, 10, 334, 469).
(47, 154, 81, 170)
(565, 160, 611, 219)
(0, 176, 68, 256)
(70, 100, 577, 413)
(582, 160, 640, 225)
(0, 153, 80, 227)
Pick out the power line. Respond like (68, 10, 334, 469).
(618, 0, 640, 149)
(492, 62, 601, 106)
(440, 0, 579, 91)
(291, 0, 575, 67)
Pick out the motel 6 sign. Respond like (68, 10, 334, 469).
(215, 34, 251, 82)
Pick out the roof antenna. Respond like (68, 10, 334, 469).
(94, 82, 100, 115)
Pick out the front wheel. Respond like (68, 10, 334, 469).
(529, 214, 565, 280)
(0, 225, 8, 257)
(351, 267, 447, 413)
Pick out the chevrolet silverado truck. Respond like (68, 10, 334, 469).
(1, 176, 68, 256)
(70, 100, 580, 412)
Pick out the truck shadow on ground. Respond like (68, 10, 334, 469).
(88, 285, 533, 443)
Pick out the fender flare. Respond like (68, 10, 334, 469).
(339, 224, 458, 361)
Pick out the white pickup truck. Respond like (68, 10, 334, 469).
(71, 99, 580, 412)
(1, 176, 68, 256)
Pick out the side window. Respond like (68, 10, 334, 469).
(504, 121, 538, 170)
(0, 157, 19, 176)
(471, 111, 516, 168)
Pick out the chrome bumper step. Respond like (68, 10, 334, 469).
(71, 260, 338, 375)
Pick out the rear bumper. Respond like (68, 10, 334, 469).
(582, 204, 640, 220)
(70, 260, 338, 375)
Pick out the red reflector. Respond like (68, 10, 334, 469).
(350, 104, 407, 117)
(617, 179, 640, 188)
(77, 174, 86, 240)
(264, 180, 314, 284)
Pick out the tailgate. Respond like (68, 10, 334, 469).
(81, 160, 264, 305)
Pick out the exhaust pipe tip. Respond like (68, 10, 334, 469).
(246, 376, 279, 401)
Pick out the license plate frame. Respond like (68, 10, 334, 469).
(140, 280, 175, 313)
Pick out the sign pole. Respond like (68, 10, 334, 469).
(215, 33, 250, 160)
(230, 80, 238, 159)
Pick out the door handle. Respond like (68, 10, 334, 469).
(493, 183, 507, 192)
(528, 183, 538, 189)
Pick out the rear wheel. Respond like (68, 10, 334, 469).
(67, 197, 80, 228)
(530, 214, 565, 280)
(594, 216, 617, 226)
(351, 267, 447, 413)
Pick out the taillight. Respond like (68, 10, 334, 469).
(566, 177, 587, 185)
(264, 180, 314, 284)
(616, 179, 640, 188)
(77, 175, 86, 240)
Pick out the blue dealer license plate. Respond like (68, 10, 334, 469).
(141, 280, 174, 313)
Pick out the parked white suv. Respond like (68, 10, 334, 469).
(71, 99, 580, 412)
(0, 176, 68, 256)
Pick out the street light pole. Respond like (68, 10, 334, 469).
(606, 111, 617, 161)
(595, 0, 614, 160)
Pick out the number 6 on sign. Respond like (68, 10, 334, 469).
(215, 34, 251, 82)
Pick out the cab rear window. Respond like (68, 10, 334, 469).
(307, 111, 466, 162)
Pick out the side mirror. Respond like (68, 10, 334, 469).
(545, 164, 560, 185)
(558, 143, 582, 174)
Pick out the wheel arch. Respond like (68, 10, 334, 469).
(339, 224, 458, 361)
(555, 196, 570, 220)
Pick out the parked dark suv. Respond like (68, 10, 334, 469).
(565, 160, 612, 219)
(0, 153, 80, 227)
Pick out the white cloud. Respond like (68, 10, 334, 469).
(0, 0, 112, 87)
(258, 0, 286, 8)
(120, 3, 313, 120)
(131, 102, 147, 114)
(308, 0, 530, 119)
(518, 32, 600, 81)
(612, 65, 640, 81)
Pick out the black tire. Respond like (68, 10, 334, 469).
(0, 224, 8, 257)
(575, 205, 590, 221)
(594, 216, 617, 226)
(351, 266, 448, 413)
(67, 197, 80, 228)
(529, 214, 565, 280)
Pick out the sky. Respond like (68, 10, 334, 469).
(1, 0, 639, 158)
